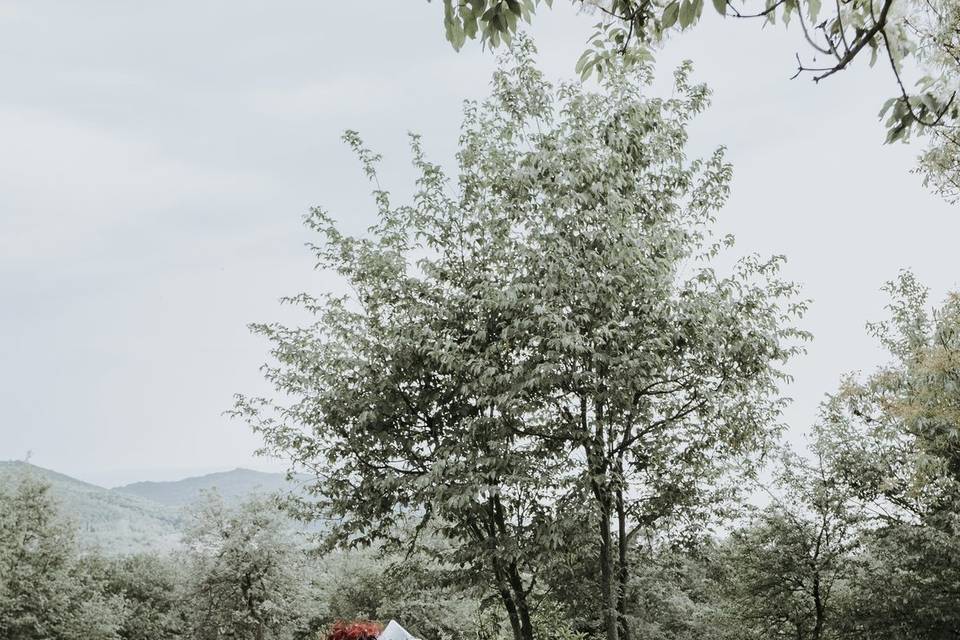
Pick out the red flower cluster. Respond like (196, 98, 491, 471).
(327, 620, 383, 640)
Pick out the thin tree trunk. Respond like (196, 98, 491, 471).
(598, 498, 619, 640)
(492, 494, 535, 640)
(493, 558, 524, 640)
(615, 482, 632, 640)
(584, 396, 618, 640)
(812, 572, 824, 640)
(470, 516, 525, 640)
(240, 574, 264, 640)
(812, 513, 827, 640)
(506, 560, 535, 640)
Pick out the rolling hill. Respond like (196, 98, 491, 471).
(0, 461, 300, 554)
(114, 467, 294, 507)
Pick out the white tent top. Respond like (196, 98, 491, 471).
(378, 620, 416, 640)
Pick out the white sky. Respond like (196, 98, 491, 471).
(1, 2, 957, 487)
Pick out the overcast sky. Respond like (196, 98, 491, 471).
(1, 2, 957, 487)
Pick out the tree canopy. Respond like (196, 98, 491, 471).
(811, 271, 960, 638)
(237, 38, 806, 640)
(184, 494, 303, 640)
(0, 475, 125, 640)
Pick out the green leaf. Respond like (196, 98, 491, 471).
(679, 0, 697, 28)
(662, 1, 680, 28)
(920, 92, 940, 114)
(878, 97, 898, 118)
(712, 0, 726, 15)
(782, 0, 796, 25)
(885, 123, 907, 144)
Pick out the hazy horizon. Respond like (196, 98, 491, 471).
(2, 2, 958, 487)
(1, 456, 288, 488)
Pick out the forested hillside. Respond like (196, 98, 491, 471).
(0, 461, 297, 553)
(0, 461, 180, 554)
(114, 467, 297, 508)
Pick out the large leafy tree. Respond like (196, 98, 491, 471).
(0, 475, 125, 640)
(99, 553, 185, 640)
(817, 271, 960, 521)
(814, 272, 960, 638)
(0, 476, 74, 640)
(430, 0, 960, 202)
(485, 62, 805, 640)
(716, 451, 862, 640)
(238, 39, 805, 640)
(184, 494, 303, 640)
(238, 51, 577, 637)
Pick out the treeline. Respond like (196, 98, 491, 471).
(6, 367, 960, 640)
(0, 479, 490, 640)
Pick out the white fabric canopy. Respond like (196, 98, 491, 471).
(378, 620, 416, 640)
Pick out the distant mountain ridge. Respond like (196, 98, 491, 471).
(0, 461, 299, 554)
(114, 467, 294, 507)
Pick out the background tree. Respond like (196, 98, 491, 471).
(0, 475, 75, 639)
(314, 544, 488, 640)
(716, 450, 861, 640)
(625, 545, 726, 640)
(844, 522, 960, 640)
(429, 0, 960, 202)
(99, 553, 186, 640)
(814, 271, 960, 638)
(184, 493, 302, 640)
(816, 271, 960, 522)
(0, 475, 124, 640)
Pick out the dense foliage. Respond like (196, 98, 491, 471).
(0, 478, 481, 640)
(0, 476, 125, 640)
(236, 38, 805, 640)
